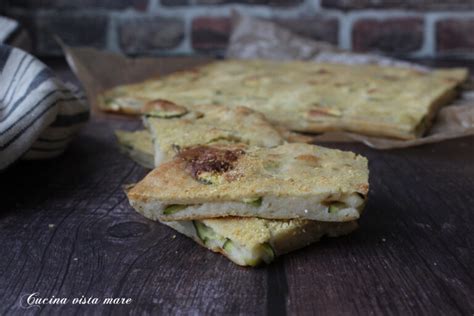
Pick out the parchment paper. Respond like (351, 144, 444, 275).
(62, 44, 212, 117)
(62, 14, 474, 149)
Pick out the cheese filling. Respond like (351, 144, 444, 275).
(157, 192, 365, 222)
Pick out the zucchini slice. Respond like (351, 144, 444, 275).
(243, 197, 263, 207)
(328, 202, 346, 213)
(163, 204, 187, 215)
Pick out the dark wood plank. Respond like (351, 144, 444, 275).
(0, 58, 472, 315)
(285, 139, 474, 315)
(0, 117, 269, 315)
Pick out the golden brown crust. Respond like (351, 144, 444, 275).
(128, 143, 369, 206)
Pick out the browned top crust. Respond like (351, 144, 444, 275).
(177, 146, 245, 182)
(142, 99, 188, 117)
(128, 143, 369, 204)
(145, 104, 284, 165)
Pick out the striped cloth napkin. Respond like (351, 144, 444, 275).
(0, 44, 89, 170)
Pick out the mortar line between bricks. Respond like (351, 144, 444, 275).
(417, 14, 436, 58)
(313, 0, 322, 10)
(154, 3, 309, 17)
(107, 13, 121, 53)
(180, 13, 192, 54)
(338, 13, 351, 50)
(10, 6, 474, 18)
(147, 0, 158, 12)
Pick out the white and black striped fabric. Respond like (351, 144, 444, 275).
(0, 44, 88, 170)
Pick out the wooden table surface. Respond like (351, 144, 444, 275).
(0, 59, 473, 315)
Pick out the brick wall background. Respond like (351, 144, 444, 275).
(3, 0, 474, 59)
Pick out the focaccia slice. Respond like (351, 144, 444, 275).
(115, 128, 311, 169)
(99, 60, 468, 140)
(144, 103, 284, 166)
(114, 106, 312, 169)
(127, 143, 369, 222)
(164, 217, 357, 266)
(115, 130, 154, 168)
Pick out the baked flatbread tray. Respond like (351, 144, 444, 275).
(100, 59, 467, 140)
(126, 143, 369, 222)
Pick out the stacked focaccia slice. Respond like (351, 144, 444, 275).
(120, 104, 369, 266)
(115, 102, 308, 169)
